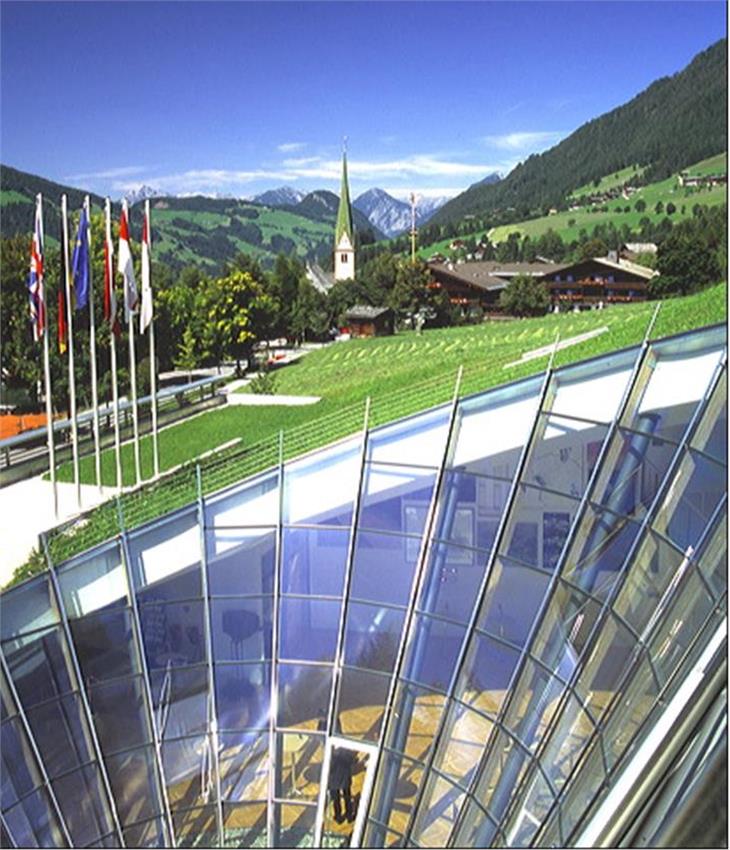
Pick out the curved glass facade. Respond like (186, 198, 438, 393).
(1, 324, 726, 848)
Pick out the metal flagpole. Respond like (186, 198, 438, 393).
(85, 196, 102, 494)
(105, 199, 123, 492)
(61, 194, 81, 509)
(120, 198, 142, 485)
(35, 194, 59, 518)
(128, 307, 142, 485)
(142, 199, 160, 478)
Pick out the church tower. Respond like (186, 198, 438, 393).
(334, 145, 355, 281)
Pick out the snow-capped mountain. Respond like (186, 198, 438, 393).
(124, 184, 164, 206)
(353, 188, 450, 238)
(253, 186, 306, 207)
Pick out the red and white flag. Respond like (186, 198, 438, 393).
(28, 194, 45, 340)
(103, 199, 120, 335)
(140, 203, 153, 333)
(118, 199, 138, 322)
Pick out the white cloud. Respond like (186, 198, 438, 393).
(65, 165, 149, 181)
(277, 142, 306, 153)
(484, 131, 564, 151)
(383, 186, 463, 201)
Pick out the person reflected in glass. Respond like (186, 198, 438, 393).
(328, 747, 356, 824)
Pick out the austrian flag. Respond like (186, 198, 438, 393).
(118, 200, 138, 322)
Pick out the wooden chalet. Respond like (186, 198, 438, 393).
(344, 306, 395, 338)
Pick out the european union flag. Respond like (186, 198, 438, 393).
(72, 205, 90, 310)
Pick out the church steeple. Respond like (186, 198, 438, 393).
(334, 140, 355, 280)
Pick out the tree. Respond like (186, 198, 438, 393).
(175, 326, 198, 382)
(634, 199, 647, 213)
(650, 229, 721, 297)
(666, 202, 676, 215)
(290, 280, 328, 344)
(499, 274, 550, 317)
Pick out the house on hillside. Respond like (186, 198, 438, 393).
(619, 242, 657, 261)
(344, 306, 395, 338)
(428, 256, 657, 315)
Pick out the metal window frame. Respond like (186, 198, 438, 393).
(119, 527, 177, 846)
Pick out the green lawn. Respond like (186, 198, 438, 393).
(26, 280, 724, 576)
(569, 165, 647, 200)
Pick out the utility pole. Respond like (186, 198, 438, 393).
(409, 192, 418, 264)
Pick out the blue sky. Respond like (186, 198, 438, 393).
(1, 1, 726, 201)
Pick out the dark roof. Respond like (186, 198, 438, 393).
(344, 305, 393, 320)
(428, 260, 562, 292)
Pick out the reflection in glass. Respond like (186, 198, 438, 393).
(348, 532, 418, 607)
(219, 732, 268, 802)
(57, 542, 127, 617)
(274, 802, 317, 848)
(277, 664, 331, 731)
(206, 528, 276, 598)
(336, 667, 392, 744)
(215, 664, 270, 732)
(281, 527, 350, 597)
(359, 464, 436, 536)
(343, 603, 405, 674)
(211, 598, 272, 663)
(456, 631, 521, 717)
(368, 406, 450, 468)
(276, 733, 324, 802)
(0, 575, 57, 643)
(279, 597, 341, 663)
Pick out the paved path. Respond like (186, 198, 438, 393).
(226, 391, 320, 406)
(0, 476, 115, 587)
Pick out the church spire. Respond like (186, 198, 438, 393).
(335, 142, 354, 246)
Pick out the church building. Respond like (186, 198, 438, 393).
(334, 148, 355, 280)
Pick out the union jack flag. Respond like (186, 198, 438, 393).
(28, 194, 45, 340)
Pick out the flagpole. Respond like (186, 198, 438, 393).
(35, 194, 59, 518)
(122, 198, 142, 487)
(61, 194, 81, 509)
(85, 196, 102, 494)
(144, 199, 160, 478)
(106, 199, 123, 492)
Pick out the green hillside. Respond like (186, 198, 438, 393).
(489, 153, 727, 244)
(56, 281, 726, 489)
(431, 39, 727, 226)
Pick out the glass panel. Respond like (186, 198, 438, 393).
(150, 665, 208, 741)
(343, 602, 406, 674)
(409, 771, 464, 847)
(52, 763, 115, 846)
(70, 606, 139, 686)
(450, 799, 498, 850)
(416, 539, 487, 625)
(401, 615, 466, 693)
(384, 683, 446, 763)
(631, 331, 725, 444)
(433, 470, 506, 555)
(275, 732, 323, 802)
(695, 512, 727, 599)
(139, 600, 206, 671)
(89, 675, 153, 754)
(122, 817, 166, 848)
(206, 528, 276, 597)
(500, 485, 579, 571)
(613, 530, 688, 638)
(653, 449, 725, 552)
(223, 802, 267, 848)
(522, 415, 608, 499)
(601, 651, 659, 769)
(648, 569, 714, 686)
(432, 701, 494, 789)
(1, 717, 42, 808)
(455, 631, 521, 717)
(476, 557, 550, 648)
(281, 527, 350, 597)
(57, 542, 127, 617)
(105, 745, 163, 826)
(369, 405, 450, 467)
(359, 463, 436, 536)
(219, 732, 268, 802)
(172, 805, 217, 848)
(274, 802, 317, 848)
(503, 766, 554, 847)
(450, 376, 542, 479)
(322, 746, 370, 846)
(3, 787, 67, 848)
(539, 690, 595, 794)
(503, 658, 566, 752)
(336, 667, 391, 743)
(690, 368, 726, 464)
(2, 626, 75, 707)
(127, 509, 202, 600)
(473, 729, 531, 824)
(162, 735, 210, 811)
(557, 736, 604, 840)
(205, 471, 279, 529)
(0, 575, 57, 642)
(277, 664, 331, 731)
(563, 506, 642, 600)
(573, 611, 640, 724)
(210, 598, 272, 663)
(592, 426, 679, 522)
(25, 692, 94, 778)
(283, 438, 360, 527)
(215, 664, 270, 732)
(279, 597, 341, 663)
(369, 750, 424, 837)
(349, 532, 418, 607)
(550, 346, 636, 423)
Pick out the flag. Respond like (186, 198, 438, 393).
(28, 194, 45, 340)
(103, 199, 120, 336)
(118, 200, 138, 322)
(71, 203, 90, 310)
(140, 204, 153, 332)
(58, 283, 68, 354)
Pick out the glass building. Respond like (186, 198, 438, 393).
(1, 323, 726, 848)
